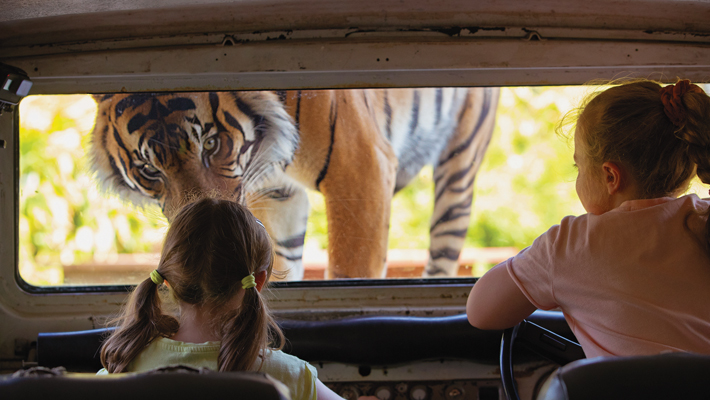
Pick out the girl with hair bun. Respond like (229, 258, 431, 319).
(98, 198, 373, 400)
(468, 79, 710, 358)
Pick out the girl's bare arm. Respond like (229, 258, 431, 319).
(466, 263, 537, 330)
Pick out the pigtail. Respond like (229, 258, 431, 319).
(100, 277, 179, 373)
(217, 288, 285, 372)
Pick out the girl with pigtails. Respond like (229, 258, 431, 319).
(468, 79, 710, 357)
(98, 198, 374, 400)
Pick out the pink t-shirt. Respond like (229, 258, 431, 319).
(507, 194, 710, 358)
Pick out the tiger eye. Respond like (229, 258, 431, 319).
(204, 138, 217, 151)
(142, 164, 158, 174)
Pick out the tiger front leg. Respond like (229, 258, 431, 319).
(319, 132, 398, 279)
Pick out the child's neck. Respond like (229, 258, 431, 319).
(171, 303, 221, 343)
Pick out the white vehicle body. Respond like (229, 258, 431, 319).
(1, 1, 709, 398)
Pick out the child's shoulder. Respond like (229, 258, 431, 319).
(263, 349, 317, 379)
(261, 349, 318, 399)
(684, 193, 710, 208)
(264, 349, 310, 369)
(615, 195, 705, 213)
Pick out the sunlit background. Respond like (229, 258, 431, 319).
(18, 86, 708, 286)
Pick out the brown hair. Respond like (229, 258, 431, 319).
(563, 79, 710, 243)
(100, 198, 284, 373)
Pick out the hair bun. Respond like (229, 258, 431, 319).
(660, 79, 704, 126)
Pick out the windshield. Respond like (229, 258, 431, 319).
(19, 86, 705, 288)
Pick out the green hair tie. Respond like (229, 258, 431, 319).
(150, 270, 164, 285)
(241, 273, 256, 289)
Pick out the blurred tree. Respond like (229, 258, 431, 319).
(19, 95, 167, 286)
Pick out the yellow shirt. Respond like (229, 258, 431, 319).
(97, 337, 317, 400)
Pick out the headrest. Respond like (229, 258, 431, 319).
(541, 352, 710, 400)
(0, 365, 291, 400)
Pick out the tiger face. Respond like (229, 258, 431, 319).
(91, 92, 298, 220)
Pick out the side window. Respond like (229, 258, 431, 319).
(18, 86, 708, 288)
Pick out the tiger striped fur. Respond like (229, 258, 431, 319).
(90, 88, 498, 279)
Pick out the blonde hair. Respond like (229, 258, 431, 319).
(562, 79, 710, 243)
(100, 198, 284, 373)
(565, 80, 707, 196)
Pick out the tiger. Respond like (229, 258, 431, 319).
(90, 88, 499, 279)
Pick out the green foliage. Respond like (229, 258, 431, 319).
(466, 87, 587, 250)
(18, 95, 166, 286)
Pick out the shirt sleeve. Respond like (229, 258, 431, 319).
(262, 350, 318, 400)
(506, 219, 571, 310)
(300, 361, 318, 400)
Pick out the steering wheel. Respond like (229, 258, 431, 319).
(500, 320, 586, 400)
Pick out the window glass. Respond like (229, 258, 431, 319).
(18, 87, 707, 287)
